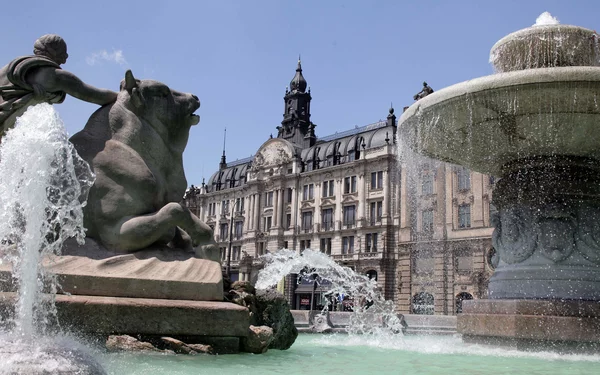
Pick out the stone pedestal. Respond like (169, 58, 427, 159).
(0, 239, 224, 301)
(489, 156, 600, 300)
(0, 292, 249, 354)
(457, 299, 600, 351)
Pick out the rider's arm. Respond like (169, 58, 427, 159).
(33, 68, 118, 105)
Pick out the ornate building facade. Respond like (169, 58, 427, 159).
(185, 61, 496, 315)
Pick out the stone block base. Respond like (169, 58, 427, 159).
(0, 293, 248, 344)
(458, 299, 600, 352)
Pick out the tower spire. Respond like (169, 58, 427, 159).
(219, 127, 227, 170)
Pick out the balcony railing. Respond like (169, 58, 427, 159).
(299, 225, 314, 234)
(342, 221, 355, 229)
(367, 217, 382, 226)
(320, 221, 335, 232)
(359, 251, 383, 259)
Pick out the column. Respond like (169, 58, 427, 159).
(273, 189, 279, 228)
(358, 174, 366, 226)
(278, 188, 285, 228)
(291, 187, 298, 231)
(382, 171, 389, 225)
(314, 183, 321, 232)
(254, 193, 261, 231)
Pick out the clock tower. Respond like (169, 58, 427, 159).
(278, 58, 315, 147)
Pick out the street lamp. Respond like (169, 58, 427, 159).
(225, 176, 238, 280)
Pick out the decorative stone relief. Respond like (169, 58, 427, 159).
(491, 206, 537, 264)
(490, 203, 600, 264)
(575, 205, 600, 264)
(250, 141, 292, 172)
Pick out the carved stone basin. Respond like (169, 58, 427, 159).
(398, 22, 600, 301)
(398, 66, 600, 177)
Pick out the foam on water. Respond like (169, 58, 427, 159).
(256, 249, 405, 336)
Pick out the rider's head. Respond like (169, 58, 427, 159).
(34, 34, 68, 65)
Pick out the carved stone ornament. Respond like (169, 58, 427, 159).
(575, 205, 600, 264)
(250, 141, 292, 172)
(491, 206, 537, 264)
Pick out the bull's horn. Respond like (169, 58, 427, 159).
(124, 70, 137, 91)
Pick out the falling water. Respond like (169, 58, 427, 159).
(0, 103, 94, 336)
(256, 249, 406, 337)
(0, 104, 104, 374)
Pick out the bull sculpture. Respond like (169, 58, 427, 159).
(70, 70, 219, 261)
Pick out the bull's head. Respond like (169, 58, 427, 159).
(120, 70, 200, 130)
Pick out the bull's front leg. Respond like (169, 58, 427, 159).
(100, 202, 219, 261)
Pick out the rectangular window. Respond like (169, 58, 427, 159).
(301, 211, 313, 232)
(321, 208, 334, 231)
(303, 184, 314, 200)
(263, 216, 272, 231)
(343, 205, 356, 227)
(458, 168, 471, 190)
(320, 238, 332, 255)
(348, 150, 356, 162)
(232, 245, 241, 261)
(219, 223, 228, 241)
(413, 251, 435, 276)
(422, 210, 434, 233)
(235, 197, 244, 213)
(365, 233, 378, 252)
(300, 239, 311, 250)
(455, 249, 473, 275)
(458, 204, 471, 228)
(322, 180, 335, 198)
(422, 173, 434, 195)
(370, 171, 383, 190)
(265, 191, 274, 207)
(208, 203, 216, 216)
(287, 188, 293, 203)
(234, 221, 243, 239)
(220, 247, 226, 261)
(285, 213, 291, 230)
(344, 176, 357, 194)
(283, 241, 288, 249)
(221, 200, 230, 214)
(342, 236, 354, 254)
(369, 201, 383, 225)
(257, 242, 265, 256)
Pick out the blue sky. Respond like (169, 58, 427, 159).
(2, 0, 599, 185)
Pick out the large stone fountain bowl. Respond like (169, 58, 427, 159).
(398, 66, 600, 177)
(490, 24, 600, 72)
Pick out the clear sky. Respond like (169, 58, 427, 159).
(1, 0, 599, 185)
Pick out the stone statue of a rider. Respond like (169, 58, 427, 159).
(0, 34, 117, 137)
(413, 81, 434, 101)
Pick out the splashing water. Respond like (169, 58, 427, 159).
(0, 103, 94, 337)
(534, 12, 560, 26)
(256, 249, 406, 337)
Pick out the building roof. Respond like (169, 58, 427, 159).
(205, 118, 395, 194)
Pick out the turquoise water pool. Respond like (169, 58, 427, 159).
(101, 334, 600, 375)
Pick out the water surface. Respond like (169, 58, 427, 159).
(102, 334, 600, 375)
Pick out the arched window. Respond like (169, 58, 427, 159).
(412, 292, 434, 315)
(366, 270, 378, 281)
(455, 292, 473, 313)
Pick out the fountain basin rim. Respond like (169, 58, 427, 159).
(490, 24, 598, 55)
(399, 66, 600, 125)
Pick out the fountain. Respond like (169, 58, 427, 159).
(255, 249, 406, 336)
(398, 12, 600, 349)
(0, 104, 103, 373)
